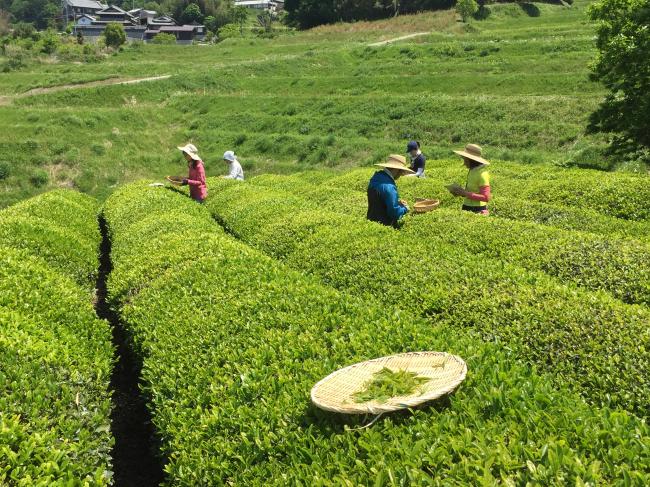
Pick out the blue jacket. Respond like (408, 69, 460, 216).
(367, 170, 408, 227)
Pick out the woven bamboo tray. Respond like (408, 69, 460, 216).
(311, 352, 467, 415)
(166, 175, 183, 183)
(413, 198, 440, 214)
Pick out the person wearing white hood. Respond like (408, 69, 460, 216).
(222, 150, 245, 181)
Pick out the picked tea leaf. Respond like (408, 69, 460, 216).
(353, 367, 431, 404)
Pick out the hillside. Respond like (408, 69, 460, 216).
(0, 0, 629, 208)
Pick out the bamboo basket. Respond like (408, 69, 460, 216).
(413, 198, 440, 213)
(311, 352, 467, 415)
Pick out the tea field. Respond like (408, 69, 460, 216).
(1, 0, 649, 484)
(1, 0, 640, 210)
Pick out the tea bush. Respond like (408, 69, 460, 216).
(0, 190, 101, 290)
(0, 191, 113, 484)
(205, 178, 650, 415)
(104, 182, 650, 484)
(248, 173, 650, 305)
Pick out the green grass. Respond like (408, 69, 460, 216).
(1, 0, 640, 209)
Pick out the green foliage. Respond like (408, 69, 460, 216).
(218, 22, 240, 40)
(151, 32, 177, 44)
(456, 0, 479, 22)
(0, 161, 9, 180)
(103, 181, 650, 484)
(181, 2, 204, 24)
(29, 168, 48, 187)
(0, 190, 112, 483)
(353, 368, 431, 403)
(206, 177, 650, 416)
(40, 29, 59, 55)
(104, 22, 127, 49)
(588, 0, 650, 150)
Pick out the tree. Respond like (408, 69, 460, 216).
(587, 0, 650, 150)
(204, 15, 217, 32)
(181, 3, 204, 23)
(40, 29, 59, 54)
(456, 0, 478, 22)
(104, 22, 126, 48)
(231, 5, 248, 35)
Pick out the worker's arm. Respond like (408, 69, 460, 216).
(464, 185, 491, 203)
(382, 184, 408, 221)
(185, 164, 206, 187)
(414, 167, 425, 178)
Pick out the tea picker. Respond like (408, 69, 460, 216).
(366, 155, 415, 227)
(447, 144, 491, 216)
(165, 144, 208, 204)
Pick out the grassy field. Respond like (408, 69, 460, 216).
(0, 0, 636, 208)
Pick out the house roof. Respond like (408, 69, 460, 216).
(65, 0, 105, 9)
(159, 25, 198, 32)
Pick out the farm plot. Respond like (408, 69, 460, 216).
(102, 182, 650, 484)
(248, 173, 650, 305)
(205, 178, 650, 416)
(0, 191, 113, 484)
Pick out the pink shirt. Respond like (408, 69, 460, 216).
(187, 160, 207, 201)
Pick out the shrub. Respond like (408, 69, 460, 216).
(151, 32, 177, 45)
(218, 23, 240, 40)
(456, 0, 479, 22)
(40, 29, 59, 55)
(102, 181, 650, 484)
(0, 191, 112, 483)
(29, 169, 48, 187)
(0, 161, 9, 180)
(104, 22, 127, 49)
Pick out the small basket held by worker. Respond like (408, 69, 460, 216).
(413, 198, 440, 214)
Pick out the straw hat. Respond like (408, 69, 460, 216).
(453, 144, 490, 165)
(375, 154, 416, 174)
(177, 143, 201, 161)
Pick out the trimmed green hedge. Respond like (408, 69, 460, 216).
(250, 172, 650, 305)
(0, 191, 113, 485)
(205, 178, 650, 416)
(320, 166, 650, 238)
(104, 181, 650, 484)
(0, 190, 101, 290)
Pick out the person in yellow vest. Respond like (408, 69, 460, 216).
(447, 144, 491, 215)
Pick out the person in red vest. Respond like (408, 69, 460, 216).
(170, 143, 208, 203)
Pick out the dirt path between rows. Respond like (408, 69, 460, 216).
(368, 32, 429, 46)
(0, 75, 171, 105)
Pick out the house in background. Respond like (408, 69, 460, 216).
(234, 0, 284, 13)
(63, 0, 107, 21)
(75, 13, 96, 26)
(74, 5, 204, 44)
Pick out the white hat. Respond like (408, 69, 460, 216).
(177, 143, 201, 161)
(223, 150, 236, 163)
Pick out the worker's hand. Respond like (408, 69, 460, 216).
(399, 199, 408, 207)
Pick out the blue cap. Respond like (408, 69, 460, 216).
(406, 141, 419, 152)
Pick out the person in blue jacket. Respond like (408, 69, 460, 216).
(367, 155, 415, 227)
(406, 141, 426, 178)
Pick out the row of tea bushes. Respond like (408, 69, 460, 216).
(205, 178, 650, 416)
(0, 191, 113, 484)
(103, 182, 650, 484)
(318, 167, 650, 239)
(249, 173, 650, 306)
(0, 190, 102, 290)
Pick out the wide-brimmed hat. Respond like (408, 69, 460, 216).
(223, 150, 236, 163)
(453, 144, 489, 165)
(177, 143, 201, 161)
(375, 154, 416, 174)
